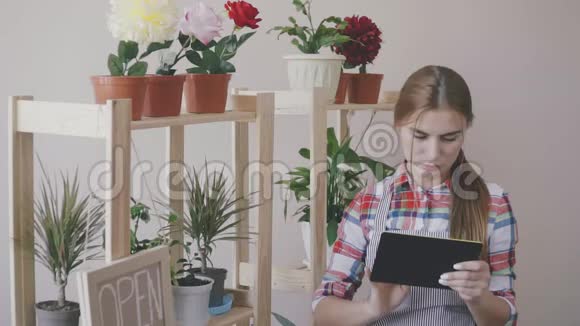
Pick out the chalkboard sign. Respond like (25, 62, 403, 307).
(77, 246, 175, 326)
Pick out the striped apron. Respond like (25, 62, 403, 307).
(364, 180, 476, 326)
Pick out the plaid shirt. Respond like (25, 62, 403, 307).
(313, 163, 518, 325)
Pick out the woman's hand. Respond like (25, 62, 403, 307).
(365, 268, 410, 318)
(439, 260, 491, 304)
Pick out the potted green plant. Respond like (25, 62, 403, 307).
(179, 0, 261, 113)
(129, 198, 172, 254)
(92, 0, 179, 120)
(333, 15, 384, 104)
(167, 163, 258, 319)
(269, 0, 350, 102)
(277, 128, 394, 268)
(34, 169, 105, 326)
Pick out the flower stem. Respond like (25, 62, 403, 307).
(360, 64, 367, 74)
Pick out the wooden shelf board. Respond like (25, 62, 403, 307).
(131, 110, 256, 130)
(239, 262, 313, 292)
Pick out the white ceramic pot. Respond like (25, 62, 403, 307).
(172, 275, 214, 326)
(284, 54, 345, 103)
(300, 222, 333, 269)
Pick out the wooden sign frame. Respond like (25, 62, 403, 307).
(77, 246, 175, 326)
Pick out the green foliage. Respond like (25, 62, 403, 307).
(167, 163, 259, 276)
(107, 40, 172, 76)
(276, 128, 395, 245)
(34, 166, 105, 308)
(184, 32, 256, 74)
(268, 0, 350, 54)
(129, 198, 170, 254)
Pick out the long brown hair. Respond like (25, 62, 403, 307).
(395, 65, 490, 258)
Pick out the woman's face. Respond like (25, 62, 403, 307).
(397, 106, 468, 188)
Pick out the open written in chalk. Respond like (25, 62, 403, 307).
(77, 246, 175, 326)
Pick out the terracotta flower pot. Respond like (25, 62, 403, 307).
(334, 73, 354, 104)
(143, 74, 186, 117)
(348, 73, 384, 104)
(91, 76, 148, 121)
(184, 74, 232, 114)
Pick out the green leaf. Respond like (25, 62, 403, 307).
(288, 16, 297, 25)
(202, 50, 220, 72)
(118, 40, 139, 63)
(139, 40, 173, 59)
(327, 128, 339, 155)
(185, 50, 203, 67)
(186, 67, 208, 74)
(237, 32, 255, 48)
(219, 61, 236, 73)
(292, 0, 305, 13)
(272, 312, 296, 326)
(343, 61, 357, 70)
(178, 32, 190, 47)
(191, 39, 208, 51)
(298, 148, 310, 159)
(327, 218, 338, 246)
(127, 61, 147, 76)
(192, 39, 217, 51)
(222, 52, 236, 61)
(107, 54, 124, 76)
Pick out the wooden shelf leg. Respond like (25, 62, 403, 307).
(254, 93, 275, 326)
(167, 125, 185, 267)
(9, 96, 36, 326)
(104, 99, 132, 262)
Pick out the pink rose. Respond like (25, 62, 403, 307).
(179, 0, 223, 45)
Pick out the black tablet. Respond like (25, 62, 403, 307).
(370, 232, 483, 289)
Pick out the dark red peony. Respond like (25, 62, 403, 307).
(334, 16, 382, 71)
(225, 1, 262, 29)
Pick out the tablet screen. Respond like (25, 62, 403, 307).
(370, 232, 483, 289)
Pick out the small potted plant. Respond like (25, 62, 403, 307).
(333, 15, 383, 104)
(168, 163, 258, 318)
(277, 128, 394, 268)
(92, 0, 179, 120)
(34, 169, 105, 326)
(269, 0, 350, 102)
(179, 0, 261, 113)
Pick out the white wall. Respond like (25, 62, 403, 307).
(1, 0, 579, 325)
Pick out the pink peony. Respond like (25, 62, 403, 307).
(179, 0, 223, 45)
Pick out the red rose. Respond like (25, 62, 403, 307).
(225, 1, 262, 29)
(334, 16, 382, 68)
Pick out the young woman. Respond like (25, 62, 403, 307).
(312, 66, 518, 326)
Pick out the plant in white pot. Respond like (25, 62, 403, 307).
(34, 169, 105, 326)
(166, 163, 258, 323)
(277, 128, 394, 268)
(268, 0, 350, 102)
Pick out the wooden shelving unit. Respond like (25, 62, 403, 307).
(8, 92, 275, 326)
(232, 87, 396, 294)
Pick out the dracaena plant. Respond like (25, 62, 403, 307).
(106, 0, 179, 75)
(34, 168, 105, 310)
(268, 0, 350, 54)
(276, 128, 395, 245)
(168, 163, 259, 279)
(176, 0, 262, 74)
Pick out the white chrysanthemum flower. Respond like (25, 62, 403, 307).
(108, 0, 179, 44)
